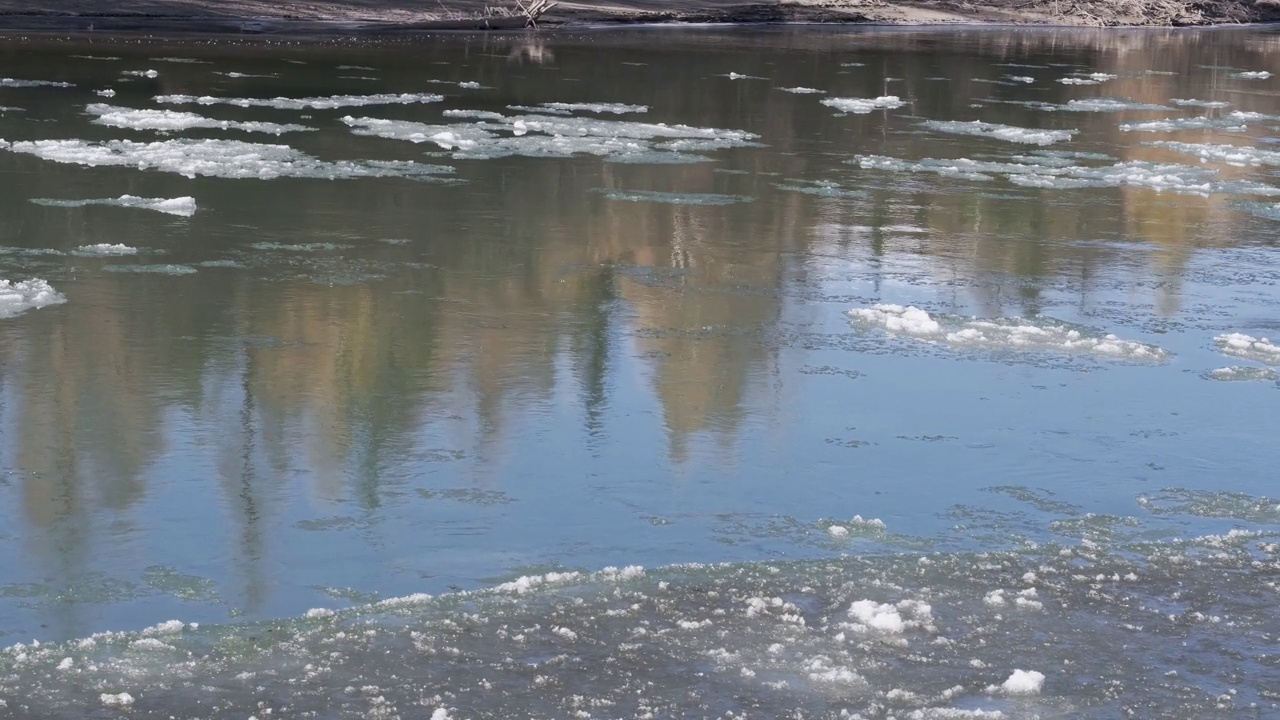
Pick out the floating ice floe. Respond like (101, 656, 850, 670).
(821, 96, 905, 114)
(539, 102, 648, 114)
(72, 244, 140, 256)
(2, 138, 457, 181)
(1231, 71, 1273, 79)
(1214, 333, 1280, 365)
(0, 278, 65, 319)
(1006, 75, 1035, 83)
(1120, 116, 1248, 133)
(779, 87, 826, 94)
(1058, 77, 1101, 85)
(1144, 141, 1280, 166)
(921, 120, 1078, 146)
(0, 78, 73, 88)
(773, 180, 866, 198)
(595, 189, 752, 205)
(1204, 366, 1279, 382)
(215, 71, 279, 79)
(995, 97, 1170, 113)
(122, 70, 159, 78)
(995, 669, 1046, 696)
(1171, 98, 1231, 108)
(103, 264, 198, 275)
(151, 57, 210, 64)
(723, 72, 766, 80)
(85, 104, 314, 135)
(340, 112, 759, 163)
(95, 89, 116, 98)
(852, 152, 1280, 196)
(848, 304, 1168, 361)
(32, 195, 197, 217)
(154, 92, 445, 111)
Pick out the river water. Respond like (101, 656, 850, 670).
(0, 26, 1278, 718)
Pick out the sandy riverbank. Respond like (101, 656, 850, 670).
(0, 0, 1277, 34)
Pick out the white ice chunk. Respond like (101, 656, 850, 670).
(1145, 141, 1280, 166)
(539, 102, 648, 114)
(848, 304, 1168, 361)
(999, 669, 1045, 695)
(0, 279, 66, 319)
(122, 69, 159, 78)
(779, 87, 826, 94)
(922, 120, 1077, 146)
(1, 78, 74, 88)
(1120, 116, 1247, 133)
(73, 244, 140, 256)
(3, 138, 455, 181)
(32, 195, 197, 217)
(100, 693, 135, 706)
(1171, 98, 1230, 108)
(821, 96, 905, 114)
(96, 89, 116, 97)
(1214, 333, 1280, 365)
(1205, 366, 1279, 381)
(86, 103, 313, 135)
(1231, 71, 1272, 79)
(154, 92, 445, 111)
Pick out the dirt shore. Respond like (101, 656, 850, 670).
(0, 0, 1276, 34)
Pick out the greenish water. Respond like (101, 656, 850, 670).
(0, 26, 1279, 718)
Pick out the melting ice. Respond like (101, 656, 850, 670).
(32, 195, 197, 217)
(821, 96, 905, 114)
(153, 92, 445, 111)
(921, 120, 1078, 146)
(0, 278, 66, 319)
(85, 104, 313, 135)
(848, 304, 1168, 361)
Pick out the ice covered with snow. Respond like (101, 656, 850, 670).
(86, 103, 313, 135)
(999, 669, 1045, 695)
(539, 102, 649, 114)
(1, 78, 73, 88)
(821, 96, 905, 114)
(341, 112, 758, 163)
(1231, 71, 1272, 79)
(154, 92, 445, 111)
(921, 120, 1077, 146)
(0, 279, 66, 319)
(3, 138, 456, 181)
(33, 194, 197, 216)
(1120, 116, 1248, 133)
(848, 304, 1168, 361)
(1215, 333, 1280, 364)
(846, 598, 932, 633)
(780, 87, 826, 94)
(1144, 141, 1280, 166)
(1171, 98, 1231, 108)
(72, 244, 140, 256)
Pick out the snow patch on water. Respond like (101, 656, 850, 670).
(32, 195, 197, 217)
(3, 138, 456, 181)
(154, 92, 445, 111)
(921, 120, 1077, 146)
(86, 103, 313, 135)
(821, 96, 905, 114)
(0, 279, 66, 319)
(1215, 333, 1280, 364)
(848, 304, 1168, 361)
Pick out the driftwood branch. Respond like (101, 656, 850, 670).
(515, 0, 558, 27)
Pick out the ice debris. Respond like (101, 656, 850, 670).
(1120, 116, 1248, 133)
(1171, 98, 1230, 108)
(1144, 141, 1280, 166)
(86, 103, 313, 135)
(122, 69, 159, 78)
(2, 138, 456, 181)
(921, 120, 1077, 146)
(1204, 366, 1279, 382)
(154, 92, 445, 111)
(1231, 71, 1272, 79)
(821, 96, 905, 114)
(1214, 333, 1280, 365)
(998, 669, 1045, 695)
(848, 304, 1168, 361)
(1, 78, 73, 88)
(72, 244, 140, 256)
(0, 279, 66, 319)
(779, 87, 826, 94)
(596, 189, 751, 205)
(32, 195, 197, 217)
(539, 102, 648, 114)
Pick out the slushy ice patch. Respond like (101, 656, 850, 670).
(0, 279, 65, 319)
(153, 92, 445, 110)
(1215, 333, 1280, 364)
(848, 304, 1168, 361)
(1, 525, 1278, 718)
(85, 104, 313, 135)
(2, 139, 456, 181)
(31, 196, 197, 217)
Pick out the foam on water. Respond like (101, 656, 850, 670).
(85, 104, 313, 135)
(340, 112, 758, 163)
(1214, 333, 1280, 364)
(0, 278, 65, 319)
(821, 96, 905, 114)
(921, 120, 1078, 146)
(595, 189, 752, 205)
(848, 304, 1168, 361)
(32, 195, 197, 217)
(2, 138, 456, 181)
(153, 92, 445, 111)
(1145, 140, 1280, 166)
(0, 78, 73, 88)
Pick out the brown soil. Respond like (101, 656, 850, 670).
(0, 0, 1275, 33)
